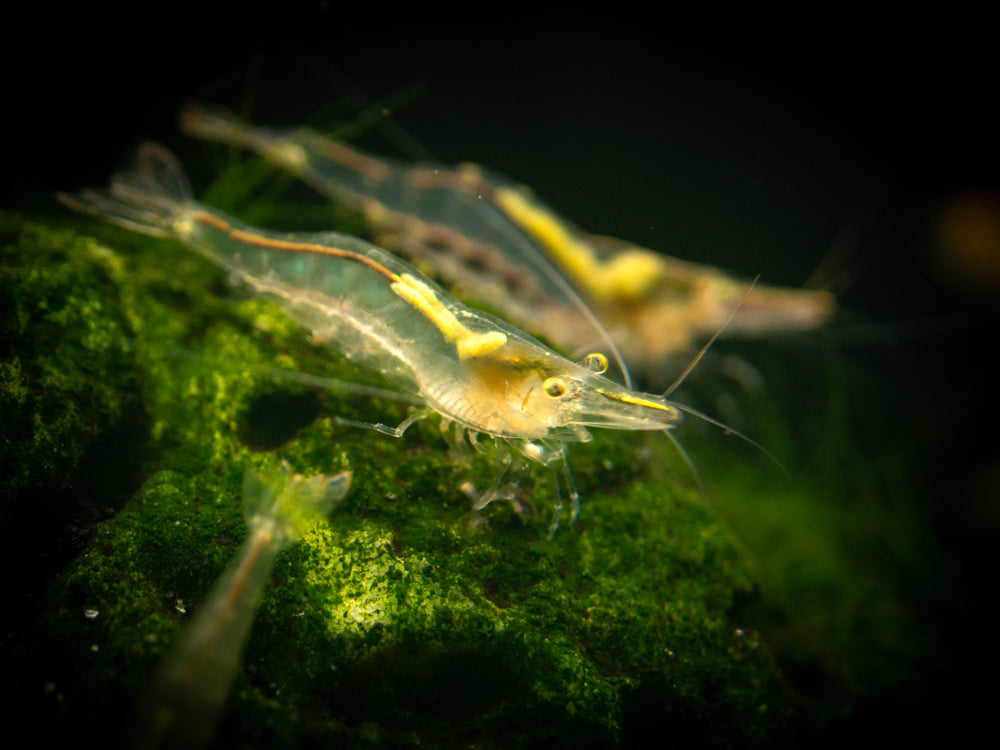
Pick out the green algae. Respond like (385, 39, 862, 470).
(0, 202, 939, 748)
(0, 211, 137, 517)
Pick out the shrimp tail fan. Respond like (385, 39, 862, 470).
(57, 143, 193, 238)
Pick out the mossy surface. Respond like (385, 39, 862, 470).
(0, 213, 136, 515)
(0, 204, 941, 747)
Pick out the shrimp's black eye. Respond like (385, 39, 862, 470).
(543, 377, 568, 398)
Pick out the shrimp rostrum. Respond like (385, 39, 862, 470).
(60, 144, 688, 534)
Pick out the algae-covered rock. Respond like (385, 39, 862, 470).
(0, 210, 137, 516)
(0, 207, 788, 746)
(0, 204, 942, 748)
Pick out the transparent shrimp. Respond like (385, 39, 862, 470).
(58, 144, 716, 534)
(130, 461, 351, 750)
(180, 103, 835, 381)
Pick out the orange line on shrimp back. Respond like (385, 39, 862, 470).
(223, 226, 399, 282)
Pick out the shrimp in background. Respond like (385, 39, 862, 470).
(181, 103, 835, 381)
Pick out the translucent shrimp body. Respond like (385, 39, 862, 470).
(60, 144, 682, 530)
(131, 462, 351, 749)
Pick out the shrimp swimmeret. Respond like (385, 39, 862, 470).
(59, 144, 734, 534)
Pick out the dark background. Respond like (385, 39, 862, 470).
(5, 6, 997, 744)
(10, 10, 998, 319)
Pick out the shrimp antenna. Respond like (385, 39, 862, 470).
(663, 275, 761, 399)
(661, 427, 710, 508)
(661, 275, 789, 477)
(669, 401, 789, 478)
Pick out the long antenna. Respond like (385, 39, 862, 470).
(661, 275, 789, 477)
(663, 276, 760, 399)
(662, 427, 710, 509)
(670, 401, 789, 478)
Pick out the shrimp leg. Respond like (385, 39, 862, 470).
(333, 407, 430, 437)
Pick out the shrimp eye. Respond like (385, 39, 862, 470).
(582, 352, 609, 374)
(543, 377, 568, 398)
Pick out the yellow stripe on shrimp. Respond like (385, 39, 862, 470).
(493, 186, 664, 301)
(389, 273, 507, 358)
(595, 387, 681, 416)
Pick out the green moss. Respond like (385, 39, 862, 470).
(0, 202, 933, 748)
(46, 466, 774, 747)
(0, 211, 138, 515)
